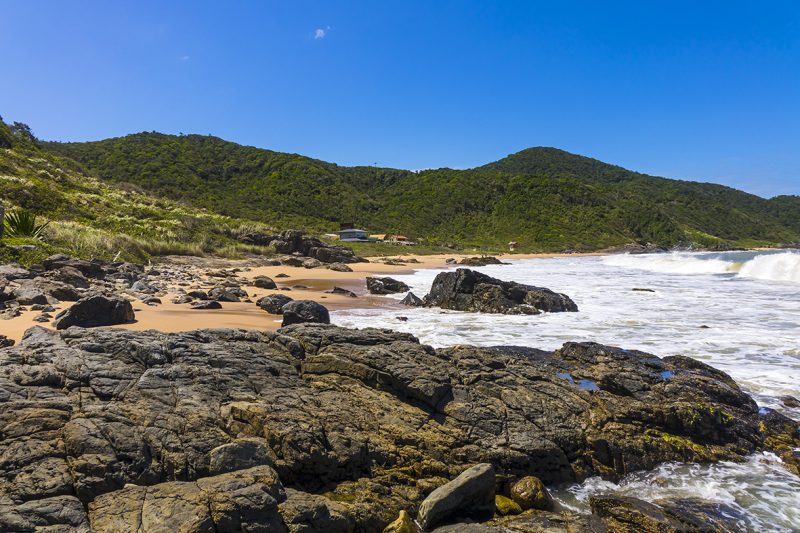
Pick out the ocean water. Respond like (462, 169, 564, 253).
(332, 250, 800, 530)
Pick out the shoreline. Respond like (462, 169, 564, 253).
(1, 251, 600, 343)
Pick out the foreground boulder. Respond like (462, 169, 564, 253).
(367, 276, 410, 294)
(423, 268, 578, 314)
(53, 295, 135, 329)
(417, 463, 496, 529)
(0, 324, 794, 531)
(281, 300, 330, 326)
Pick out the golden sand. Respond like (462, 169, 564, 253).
(0, 252, 598, 343)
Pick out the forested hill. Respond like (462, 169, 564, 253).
(43, 133, 800, 251)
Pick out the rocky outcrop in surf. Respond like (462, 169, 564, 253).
(423, 268, 578, 314)
(1, 324, 795, 531)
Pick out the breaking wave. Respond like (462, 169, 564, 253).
(604, 251, 800, 284)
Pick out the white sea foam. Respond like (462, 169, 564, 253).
(602, 250, 800, 284)
(331, 250, 800, 525)
(603, 252, 734, 275)
(738, 252, 800, 284)
(553, 453, 800, 531)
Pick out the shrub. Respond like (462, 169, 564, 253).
(3, 208, 50, 240)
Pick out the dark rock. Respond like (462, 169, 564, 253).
(281, 300, 330, 326)
(42, 254, 106, 279)
(327, 263, 353, 272)
(130, 279, 158, 293)
(780, 395, 800, 408)
(632, 287, 656, 292)
(325, 286, 357, 298)
(417, 463, 496, 530)
(257, 294, 294, 314)
(12, 278, 80, 304)
(172, 294, 194, 304)
(366, 276, 410, 295)
(423, 268, 578, 315)
(445, 258, 457, 264)
(53, 296, 135, 329)
(275, 273, 290, 278)
(141, 296, 161, 306)
(400, 292, 424, 307)
(459, 256, 507, 266)
(191, 300, 222, 310)
(0, 263, 34, 280)
(253, 276, 277, 289)
(0, 335, 14, 348)
(209, 286, 245, 302)
(271, 230, 368, 264)
(187, 290, 209, 300)
(45, 266, 90, 289)
(302, 258, 323, 269)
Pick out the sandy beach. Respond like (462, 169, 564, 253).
(0, 252, 600, 343)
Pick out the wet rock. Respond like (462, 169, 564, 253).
(367, 276, 410, 295)
(459, 256, 507, 267)
(328, 262, 354, 272)
(509, 476, 553, 511)
(494, 494, 523, 516)
(400, 292, 424, 307)
(257, 294, 294, 314)
(590, 495, 747, 532)
(423, 268, 577, 315)
(780, 395, 800, 408)
(191, 300, 222, 310)
(417, 463, 496, 530)
(281, 300, 330, 326)
(253, 276, 277, 289)
(326, 286, 357, 298)
(53, 295, 135, 329)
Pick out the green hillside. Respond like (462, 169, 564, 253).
(43, 133, 800, 251)
(0, 118, 275, 264)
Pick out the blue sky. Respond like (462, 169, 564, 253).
(1, 1, 799, 197)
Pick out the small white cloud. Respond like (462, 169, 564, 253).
(314, 26, 330, 40)
(179, 55, 190, 61)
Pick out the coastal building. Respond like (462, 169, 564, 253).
(337, 228, 369, 242)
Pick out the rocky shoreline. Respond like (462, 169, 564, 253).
(1, 321, 797, 531)
(1, 245, 799, 531)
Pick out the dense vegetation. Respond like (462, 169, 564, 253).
(0, 117, 276, 264)
(44, 133, 800, 251)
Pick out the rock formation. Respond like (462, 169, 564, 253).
(0, 324, 795, 531)
(423, 268, 578, 314)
